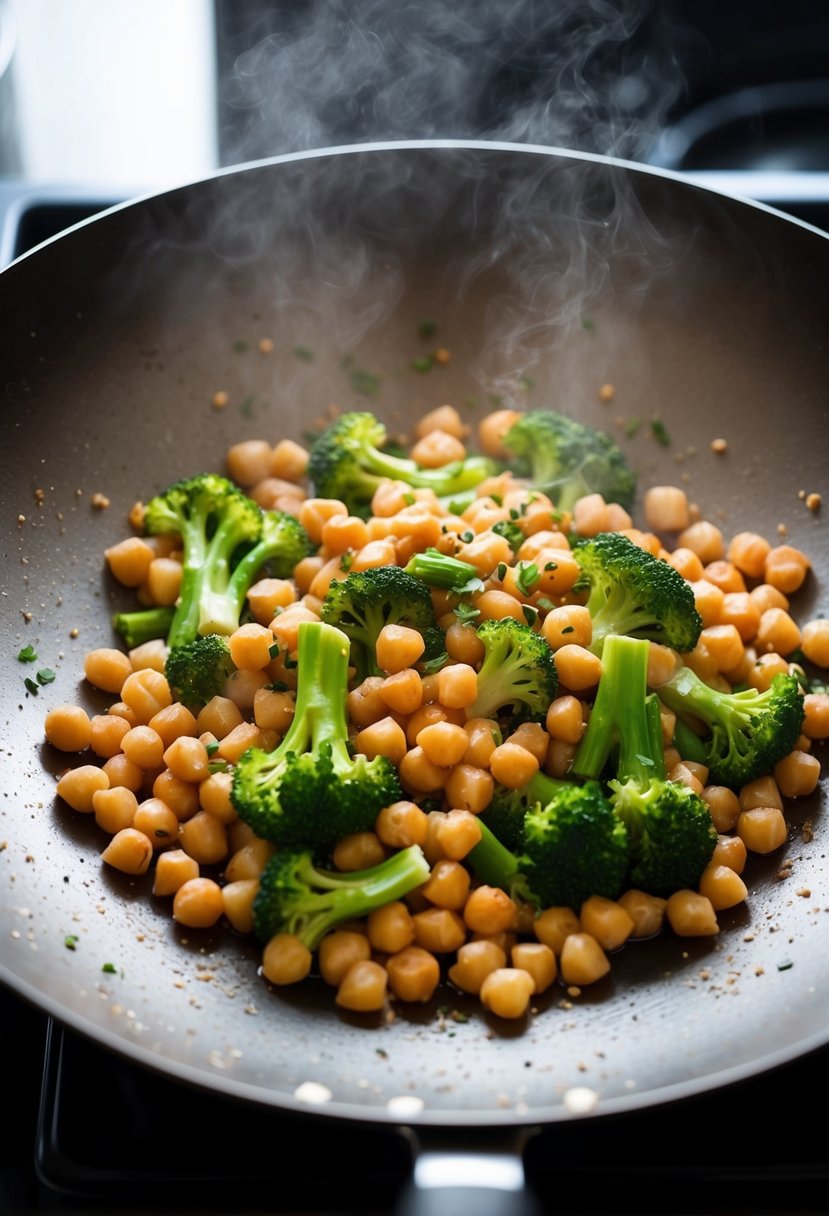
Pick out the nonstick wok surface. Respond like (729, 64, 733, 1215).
(0, 142, 826, 1129)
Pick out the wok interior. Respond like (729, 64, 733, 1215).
(0, 144, 826, 1125)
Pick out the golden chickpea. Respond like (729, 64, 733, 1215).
(56, 764, 109, 812)
(511, 942, 557, 993)
(479, 968, 535, 1018)
(83, 648, 133, 694)
(335, 959, 388, 1012)
(533, 906, 580, 954)
(385, 946, 441, 1003)
(463, 885, 518, 935)
(366, 901, 416, 954)
(45, 705, 92, 753)
(448, 939, 507, 994)
(262, 933, 313, 985)
(318, 929, 371, 986)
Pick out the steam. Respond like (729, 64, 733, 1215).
(219, 0, 694, 165)
(143, 1, 709, 419)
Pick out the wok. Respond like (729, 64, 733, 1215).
(1, 141, 827, 1214)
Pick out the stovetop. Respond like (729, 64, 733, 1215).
(1, 180, 828, 1216)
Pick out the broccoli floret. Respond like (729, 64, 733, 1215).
(143, 474, 263, 647)
(502, 409, 636, 514)
(480, 769, 572, 850)
(223, 508, 313, 623)
(657, 663, 805, 790)
(320, 565, 443, 681)
(573, 633, 717, 897)
(572, 530, 702, 655)
(469, 779, 629, 911)
(164, 634, 236, 710)
(112, 605, 175, 650)
(307, 411, 497, 515)
(252, 844, 431, 949)
(465, 618, 558, 725)
(231, 621, 402, 848)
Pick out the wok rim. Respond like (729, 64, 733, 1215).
(3, 138, 828, 282)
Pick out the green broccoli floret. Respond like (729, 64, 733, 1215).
(223, 508, 313, 620)
(319, 565, 444, 681)
(501, 409, 636, 514)
(112, 605, 175, 650)
(164, 634, 236, 710)
(480, 769, 572, 850)
(231, 621, 402, 849)
(307, 411, 497, 515)
(469, 779, 629, 911)
(572, 530, 702, 655)
(252, 845, 431, 949)
(657, 663, 805, 790)
(143, 474, 263, 647)
(572, 633, 717, 897)
(465, 618, 558, 725)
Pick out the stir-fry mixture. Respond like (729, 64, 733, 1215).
(43, 403, 828, 1021)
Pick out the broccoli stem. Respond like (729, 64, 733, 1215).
(357, 443, 492, 496)
(293, 845, 431, 949)
(404, 549, 483, 592)
(571, 634, 658, 785)
(112, 606, 175, 649)
(265, 621, 350, 769)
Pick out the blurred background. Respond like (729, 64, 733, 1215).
(2, 0, 829, 263)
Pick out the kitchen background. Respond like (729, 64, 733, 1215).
(1, 2, 828, 1214)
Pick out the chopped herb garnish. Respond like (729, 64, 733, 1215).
(232, 339, 249, 352)
(460, 530, 474, 543)
(537, 596, 556, 612)
(293, 345, 315, 361)
(624, 417, 642, 438)
(582, 316, 596, 331)
(651, 418, 671, 447)
(268, 642, 282, 660)
(544, 561, 558, 572)
(17, 645, 37, 663)
(777, 959, 794, 972)
(418, 319, 438, 340)
(376, 1046, 389, 1058)
(239, 394, 256, 418)
(496, 562, 507, 581)
(101, 962, 117, 974)
(208, 760, 230, 774)
(24, 677, 39, 695)
(284, 654, 298, 669)
(491, 727, 503, 746)
(205, 741, 220, 757)
(36, 668, 56, 685)
(509, 507, 520, 521)
(346, 364, 382, 397)
(64, 935, 79, 951)
(521, 604, 539, 626)
(340, 552, 354, 571)
(411, 355, 434, 373)
(454, 602, 481, 625)
(489, 493, 503, 507)
(266, 681, 290, 692)
(560, 624, 575, 634)
(403, 492, 416, 506)
(420, 650, 449, 675)
(516, 562, 540, 595)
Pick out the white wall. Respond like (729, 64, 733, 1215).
(8, 0, 219, 192)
